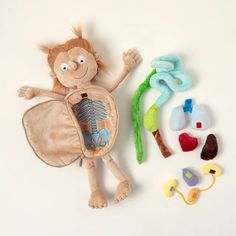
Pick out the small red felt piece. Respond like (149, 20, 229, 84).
(179, 133, 198, 152)
(196, 122, 202, 128)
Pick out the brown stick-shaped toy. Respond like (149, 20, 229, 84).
(152, 129, 171, 158)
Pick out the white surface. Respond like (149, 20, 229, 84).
(0, 0, 235, 235)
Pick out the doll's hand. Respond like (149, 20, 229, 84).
(18, 86, 39, 100)
(123, 49, 142, 71)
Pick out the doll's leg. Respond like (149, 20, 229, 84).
(102, 154, 131, 203)
(84, 159, 108, 208)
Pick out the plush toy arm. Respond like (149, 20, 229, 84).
(108, 49, 142, 92)
(18, 86, 65, 100)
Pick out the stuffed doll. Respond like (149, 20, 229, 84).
(18, 26, 142, 209)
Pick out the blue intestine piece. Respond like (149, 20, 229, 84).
(151, 55, 181, 71)
(149, 55, 192, 107)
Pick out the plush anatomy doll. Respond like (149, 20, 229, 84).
(18, 26, 141, 208)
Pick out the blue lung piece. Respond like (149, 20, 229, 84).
(182, 168, 199, 187)
(191, 105, 209, 130)
(169, 105, 186, 131)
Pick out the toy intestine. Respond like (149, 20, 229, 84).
(18, 26, 142, 209)
(132, 55, 191, 164)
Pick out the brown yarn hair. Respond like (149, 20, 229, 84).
(39, 26, 106, 94)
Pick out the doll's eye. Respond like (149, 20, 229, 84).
(77, 56, 85, 64)
(60, 63, 68, 71)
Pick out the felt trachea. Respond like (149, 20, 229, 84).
(183, 99, 193, 113)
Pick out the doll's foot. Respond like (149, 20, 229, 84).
(88, 190, 108, 209)
(114, 180, 131, 203)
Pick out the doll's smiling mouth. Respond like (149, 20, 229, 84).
(74, 68, 88, 79)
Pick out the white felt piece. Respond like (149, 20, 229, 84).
(191, 105, 209, 130)
(169, 105, 186, 131)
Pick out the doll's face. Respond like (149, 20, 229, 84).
(54, 47, 98, 88)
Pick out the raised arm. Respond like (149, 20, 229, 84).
(108, 49, 142, 92)
(18, 86, 65, 100)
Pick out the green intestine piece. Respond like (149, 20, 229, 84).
(132, 69, 156, 164)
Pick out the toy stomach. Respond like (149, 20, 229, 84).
(66, 85, 119, 158)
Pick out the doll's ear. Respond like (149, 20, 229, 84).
(38, 44, 51, 54)
(95, 53, 101, 61)
(49, 71, 56, 78)
(72, 25, 82, 38)
(95, 53, 107, 71)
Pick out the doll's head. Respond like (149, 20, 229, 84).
(40, 26, 106, 93)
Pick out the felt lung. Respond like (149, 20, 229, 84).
(190, 105, 209, 130)
(169, 106, 186, 131)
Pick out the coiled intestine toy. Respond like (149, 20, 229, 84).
(132, 55, 192, 164)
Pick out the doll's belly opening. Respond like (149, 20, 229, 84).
(72, 93, 110, 152)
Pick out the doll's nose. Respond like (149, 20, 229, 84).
(68, 61, 78, 71)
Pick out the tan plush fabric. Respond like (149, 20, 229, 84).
(102, 154, 127, 182)
(23, 85, 118, 167)
(18, 27, 141, 207)
(23, 100, 82, 167)
(84, 159, 100, 192)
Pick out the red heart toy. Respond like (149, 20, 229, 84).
(179, 133, 198, 152)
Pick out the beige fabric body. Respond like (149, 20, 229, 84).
(23, 85, 119, 167)
(84, 155, 128, 193)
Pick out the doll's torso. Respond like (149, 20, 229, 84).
(65, 84, 119, 159)
(23, 84, 119, 167)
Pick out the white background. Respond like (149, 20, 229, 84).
(0, 0, 235, 235)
